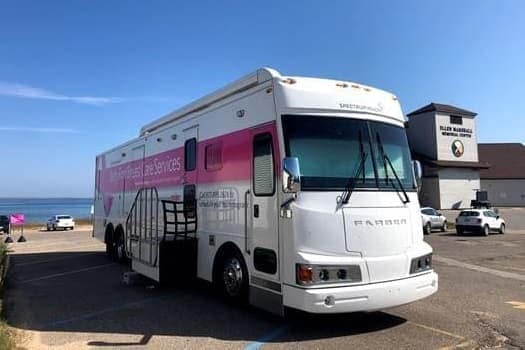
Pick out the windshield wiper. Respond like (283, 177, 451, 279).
(375, 132, 410, 204)
(341, 132, 368, 204)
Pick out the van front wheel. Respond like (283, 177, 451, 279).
(218, 251, 248, 303)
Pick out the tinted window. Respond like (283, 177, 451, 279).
(459, 211, 480, 217)
(205, 143, 222, 171)
(253, 133, 275, 196)
(450, 115, 463, 125)
(58, 215, 71, 219)
(253, 247, 277, 274)
(184, 138, 197, 171)
(421, 209, 433, 215)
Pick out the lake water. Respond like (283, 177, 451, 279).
(0, 198, 93, 223)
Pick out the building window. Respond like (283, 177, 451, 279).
(205, 143, 222, 171)
(184, 138, 197, 171)
(450, 115, 463, 125)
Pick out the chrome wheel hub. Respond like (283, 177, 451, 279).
(223, 258, 243, 296)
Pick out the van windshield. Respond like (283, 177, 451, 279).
(282, 115, 415, 191)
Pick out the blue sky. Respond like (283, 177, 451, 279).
(0, 0, 524, 197)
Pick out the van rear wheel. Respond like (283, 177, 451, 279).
(483, 225, 490, 236)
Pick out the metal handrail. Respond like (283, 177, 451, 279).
(244, 189, 251, 254)
(125, 187, 160, 266)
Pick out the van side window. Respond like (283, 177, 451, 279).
(185, 138, 197, 171)
(205, 143, 222, 171)
(253, 133, 275, 196)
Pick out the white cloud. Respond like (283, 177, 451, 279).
(0, 81, 122, 106)
(0, 126, 80, 133)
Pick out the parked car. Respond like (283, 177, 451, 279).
(0, 215, 9, 234)
(421, 207, 447, 234)
(455, 209, 505, 236)
(46, 215, 75, 231)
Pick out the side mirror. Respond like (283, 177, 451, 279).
(496, 216, 500, 219)
(437, 213, 442, 216)
(283, 157, 301, 193)
(413, 160, 422, 191)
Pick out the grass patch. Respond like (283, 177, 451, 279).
(0, 241, 16, 349)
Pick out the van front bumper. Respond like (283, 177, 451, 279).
(283, 271, 438, 313)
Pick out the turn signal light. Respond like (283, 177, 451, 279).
(296, 263, 362, 286)
(297, 265, 314, 284)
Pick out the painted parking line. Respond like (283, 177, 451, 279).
(10, 243, 103, 255)
(17, 262, 116, 284)
(243, 319, 472, 350)
(506, 301, 525, 310)
(434, 255, 525, 282)
(46, 295, 168, 328)
(16, 252, 100, 267)
(244, 325, 288, 350)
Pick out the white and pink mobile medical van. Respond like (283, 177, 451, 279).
(93, 68, 438, 315)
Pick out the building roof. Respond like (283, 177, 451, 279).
(407, 103, 477, 117)
(413, 153, 490, 169)
(479, 143, 525, 179)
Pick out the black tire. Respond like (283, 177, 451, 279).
(482, 225, 490, 236)
(456, 228, 463, 236)
(441, 221, 447, 232)
(499, 224, 505, 234)
(52, 225, 56, 231)
(115, 231, 128, 264)
(424, 222, 432, 235)
(216, 249, 249, 303)
(105, 229, 114, 258)
(71, 226, 75, 231)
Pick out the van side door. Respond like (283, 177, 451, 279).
(250, 126, 280, 287)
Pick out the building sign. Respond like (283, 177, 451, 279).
(440, 125, 473, 138)
(10, 214, 25, 225)
(451, 140, 464, 157)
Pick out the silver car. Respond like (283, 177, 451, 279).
(421, 207, 447, 234)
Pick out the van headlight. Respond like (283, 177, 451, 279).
(296, 264, 362, 286)
(410, 253, 433, 274)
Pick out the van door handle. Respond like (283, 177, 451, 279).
(253, 204, 259, 218)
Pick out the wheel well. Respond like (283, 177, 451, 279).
(104, 223, 114, 244)
(212, 242, 245, 284)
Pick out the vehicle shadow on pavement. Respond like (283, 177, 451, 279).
(3, 251, 407, 346)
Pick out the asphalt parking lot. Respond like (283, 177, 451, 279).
(3, 226, 525, 349)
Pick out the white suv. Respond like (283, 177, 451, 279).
(421, 207, 447, 234)
(47, 215, 75, 231)
(455, 209, 505, 236)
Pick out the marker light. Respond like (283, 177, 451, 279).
(281, 78, 296, 84)
(410, 254, 433, 274)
